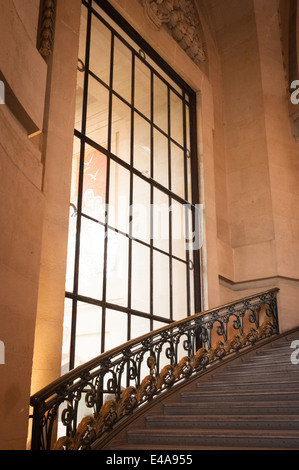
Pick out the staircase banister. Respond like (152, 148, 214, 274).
(30, 287, 279, 405)
(29, 287, 280, 450)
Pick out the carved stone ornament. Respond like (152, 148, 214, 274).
(142, 0, 207, 65)
(38, 0, 57, 60)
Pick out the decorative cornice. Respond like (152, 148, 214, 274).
(37, 0, 57, 60)
(142, 0, 207, 66)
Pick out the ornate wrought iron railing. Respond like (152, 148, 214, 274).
(30, 288, 279, 450)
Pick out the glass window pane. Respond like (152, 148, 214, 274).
(189, 249, 195, 316)
(106, 231, 129, 307)
(61, 298, 73, 374)
(75, 69, 85, 133)
(171, 200, 186, 260)
(186, 103, 191, 152)
(113, 37, 132, 103)
(111, 95, 131, 164)
(71, 137, 81, 207)
(131, 242, 150, 313)
(170, 91, 183, 146)
(153, 189, 169, 253)
(132, 175, 151, 242)
(65, 207, 77, 293)
(171, 143, 185, 199)
(130, 315, 152, 380)
(82, 147, 107, 222)
(187, 154, 192, 203)
(134, 113, 151, 176)
(154, 75, 168, 133)
(90, 14, 111, 85)
(135, 56, 151, 118)
(145, 51, 183, 97)
(172, 259, 187, 321)
(75, 302, 102, 367)
(153, 251, 170, 318)
(66, 2, 199, 369)
(65, 138, 80, 293)
(186, 104, 192, 203)
(78, 217, 104, 300)
(186, 204, 203, 252)
(109, 161, 130, 234)
(130, 315, 151, 340)
(93, 2, 138, 54)
(86, 76, 109, 147)
(75, 6, 87, 132)
(154, 129, 169, 188)
(105, 309, 128, 351)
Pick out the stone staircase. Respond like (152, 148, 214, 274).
(100, 329, 299, 450)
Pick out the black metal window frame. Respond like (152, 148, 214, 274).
(65, 0, 201, 371)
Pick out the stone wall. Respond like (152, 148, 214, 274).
(0, 0, 46, 450)
(0, 0, 81, 450)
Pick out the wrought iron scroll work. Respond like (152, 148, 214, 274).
(30, 288, 279, 450)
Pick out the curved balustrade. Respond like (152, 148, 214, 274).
(30, 288, 279, 450)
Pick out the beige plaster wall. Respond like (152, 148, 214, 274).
(0, 0, 46, 131)
(0, 1, 46, 450)
(254, 0, 299, 331)
(30, 0, 82, 396)
(207, 0, 299, 331)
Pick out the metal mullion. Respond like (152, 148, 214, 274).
(183, 91, 191, 318)
(95, 0, 194, 95)
(128, 52, 135, 326)
(74, 134, 194, 211)
(101, 31, 115, 352)
(167, 86, 173, 322)
(91, 2, 185, 101)
(80, 208, 195, 264)
(69, 1, 92, 371)
(130, 237, 188, 265)
(150, 69, 154, 331)
(80, 212, 130, 240)
(65, 291, 173, 325)
(88, 69, 110, 92)
(189, 91, 202, 314)
(89, 68, 134, 117)
(69, 0, 202, 361)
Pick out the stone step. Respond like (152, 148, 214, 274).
(212, 370, 298, 381)
(180, 390, 299, 403)
(145, 414, 299, 431)
(163, 401, 299, 416)
(127, 428, 299, 449)
(196, 379, 299, 391)
(239, 362, 293, 370)
(226, 364, 296, 373)
(241, 358, 291, 365)
(100, 329, 299, 451)
(106, 443, 288, 450)
(256, 347, 293, 356)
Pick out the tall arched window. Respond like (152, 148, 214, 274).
(62, 0, 202, 372)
